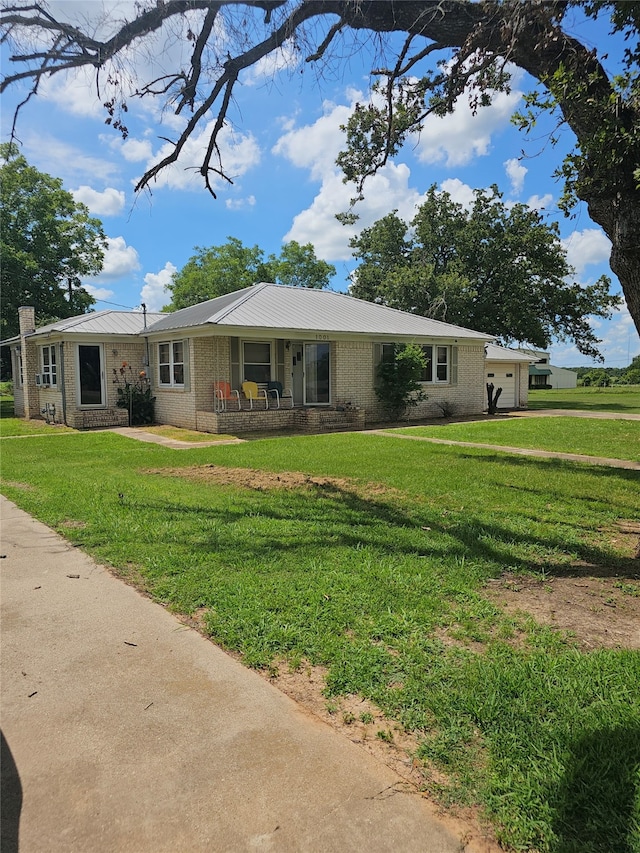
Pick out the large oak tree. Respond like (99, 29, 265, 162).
(0, 144, 105, 340)
(350, 185, 620, 359)
(2, 1, 638, 333)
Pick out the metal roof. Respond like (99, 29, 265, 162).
(485, 343, 537, 362)
(529, 365, 553, 375)
(25, 310, 165, 338)
(145, 283, 494, 341)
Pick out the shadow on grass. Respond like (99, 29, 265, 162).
(119, 467, 640, 583)
(549, 726, 640, 853)
(0, 398, 15, 418)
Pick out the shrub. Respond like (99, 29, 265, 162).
(113, 363, 155, 425)
(375, 343, 427, 420)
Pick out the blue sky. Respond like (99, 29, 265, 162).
(2, 1, 638, 368)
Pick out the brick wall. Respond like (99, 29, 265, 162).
(333, 341, 486, 424)
(196, 406, 365, 435)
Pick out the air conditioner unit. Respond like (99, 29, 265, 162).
(35, 374, 50, 387)
(35, 374, 42, 386)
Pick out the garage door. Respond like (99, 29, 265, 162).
(485, 367, 516, 408)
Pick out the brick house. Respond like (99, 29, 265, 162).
(6, 283, 500, 432)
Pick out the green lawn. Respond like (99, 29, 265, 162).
(388, 417, 640, 461)
(528, 385, 640, 413)
(2, 427, 639, 851)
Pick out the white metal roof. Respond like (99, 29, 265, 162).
(26, 310, 164, 337)
(145, 283, 494, 341)
(485, 343, 538, 362)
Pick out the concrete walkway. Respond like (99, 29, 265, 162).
(0, 496, 470, 853)
(367, 431, 640, 471)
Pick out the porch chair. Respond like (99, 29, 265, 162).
(241, 381, 269, 410)
(213, 380, 240, 411)
(266, 380, 294, 409)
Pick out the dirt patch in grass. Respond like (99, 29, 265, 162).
(145, 463, 401, 499)
(485, 522, 640, 651)
(264, 660, 498, 853)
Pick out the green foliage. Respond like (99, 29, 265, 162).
(166, 237, 335, 310)
(0, 143, 106, 339)
(375, 343, 427, 420)
(349, 185, 621, 359)
(112, 362, 155, 425)
(0, 428, 638, 852)
(579, 368, 611, 387)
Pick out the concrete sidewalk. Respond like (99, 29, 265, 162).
(0, 496, 470, 853)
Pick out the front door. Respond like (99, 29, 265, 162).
(304, 342, 330, 405)
(78, 344, 104, 406)
(290, 342, 331, 405)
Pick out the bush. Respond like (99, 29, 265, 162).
(113, 363, 155, 425)
(375, 343, 427, 420)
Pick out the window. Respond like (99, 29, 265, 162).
(14, 348, 23, 386)
(40, 345, 57, 386)
(243, 341, 272, 383)
(420, 345, 449, 383)
(158, 340, 185, 387)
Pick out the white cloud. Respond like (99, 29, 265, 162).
(72, 186, 125, 216)
(526, 193, 553, 211)
(97, 236, 141, 280)
(273, 98, 356, 181)
(439, 178, 477, 209)
(21, 133, 119, 185)
(244, 42, 300, 84)
(39, 66, 104, 118)
(83, 284, 114, 302)
(416, 86, 523, 167)
(551, 302, 639, 367)
(561, 228, 611, 277)
(504, 158, 527, 195)
(140, 262, 177, 312)
(119, 138, 155, 163)
(284, 163, 428, 261)
(225, 195, 256, 211)
(137, 121, 261, 192)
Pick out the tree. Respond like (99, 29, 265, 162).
(350, 186, 620, 359)
(167, 237, 335, 309)
(0, 144, 106, 340)
(2, 2, 638, 334)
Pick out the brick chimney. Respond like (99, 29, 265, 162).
(18, 306, 36, 335)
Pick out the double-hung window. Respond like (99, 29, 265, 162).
(41, 345, 57, 386)
(243, 341, 272, 384)
(421, 345, 449, 383)
(158, 340, 185, 387)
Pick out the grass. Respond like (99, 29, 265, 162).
(388, 417, 640, 461)
(528, 386, 640, 413)
(134, 425, 239, 443)
(1, 425, 639, 852)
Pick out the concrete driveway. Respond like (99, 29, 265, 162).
(1, 495, 473, 853)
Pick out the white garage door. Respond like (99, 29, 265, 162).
(485, 366, 517, 408)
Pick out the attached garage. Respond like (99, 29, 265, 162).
(484, 344, 537, 410)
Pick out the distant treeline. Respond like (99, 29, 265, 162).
(567, 356, 640, 386)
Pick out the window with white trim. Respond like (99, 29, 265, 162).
(420, 345, 449, 383)
(243, 341, 272, 383)
(40, 345, 57, 386)
(158, 340, 184, 387)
